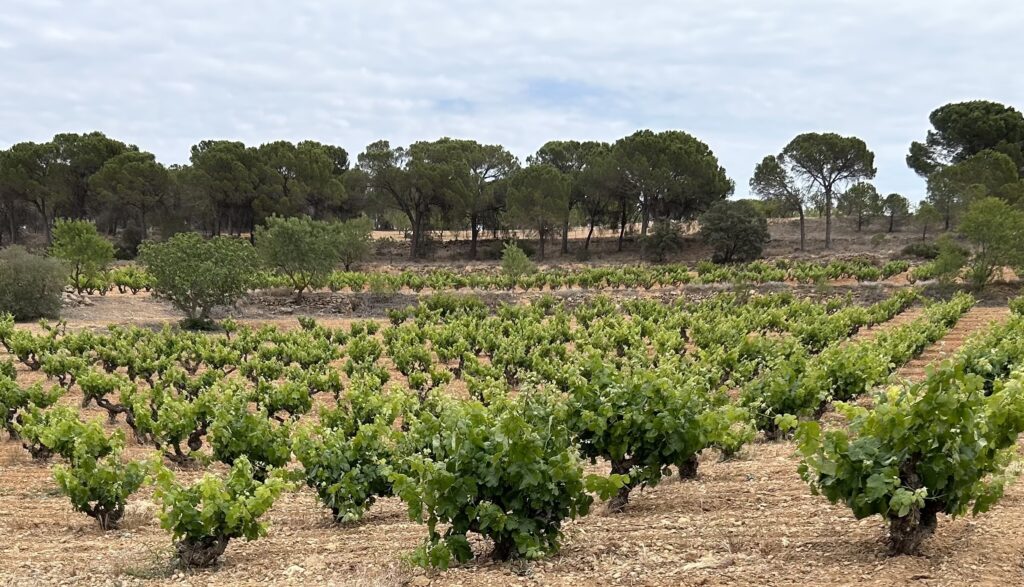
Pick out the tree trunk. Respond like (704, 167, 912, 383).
(491, 536, 517, 561)
(176, 535, 230, 568)
(618, 207, 627, 252)
(798, 207, 806, 251)
(607, 458, 633, 513)
(537, 227, 546, 260)
(585, 219, 595, 251)
(888, 213, 895, 233)
(678, 454, 699, 480)
(469, 216, 479, 260)
(824, 188, 833, 249)
(561, 218, 570, 254)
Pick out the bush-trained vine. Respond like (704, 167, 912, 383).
(150, 455, 292, 567)
(391, 392, 619, 567)
(795, 358, 1024, 554)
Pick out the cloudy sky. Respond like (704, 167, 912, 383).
(1, 1, 1021, 200)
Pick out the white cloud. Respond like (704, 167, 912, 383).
(0, 0, 1021, 199)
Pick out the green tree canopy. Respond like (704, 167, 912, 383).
(750, 154, 811, 250)
(613, 130, 733, 239)
(699, 199, 770, 263)
(49, 219, 115, 294)
(836, 182, 882, 232)
(139, 233, 258, 326)
(907, 100, 1024, 177)
(882, 193, 910, 233)
(505, 164, 570, 259)
(958, 197, 1024, 289)
(255, 216, 339, 297)
(780, 133, 876, 248)
(90, 151, 171, 236)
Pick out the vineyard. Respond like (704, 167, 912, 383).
(91, 257, 913, 298)
(2, 285, 1024, 586)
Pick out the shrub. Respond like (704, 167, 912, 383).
(138, 233, 258, 325)
(501, 242, 536, 278)
(115, 225, 145, 260)
(901, 242, 940, 260)
(54, 447, 146, 530)
(642, 221, 685, 263)
(335, 216, 374, 271)
(795, 363, 1024, 554)
(0, 247, 67, 320)
(50, 219, 115, 294)
(0, 372, 62, 439)
(932, 235, 969, 285)
(255, 216, 338, 297)
(958, 197, 1024, 290)
(391, 393, 610, 567)
(151, 456, 291, 568)
(700, 200, 770, 263)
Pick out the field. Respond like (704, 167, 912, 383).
(3, 223, 1024, 587)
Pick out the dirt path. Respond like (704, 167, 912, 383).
(896, 306, 1011, 382)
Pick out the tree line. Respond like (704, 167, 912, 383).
(0, 100, 1021, 258)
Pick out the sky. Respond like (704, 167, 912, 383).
(1, 1, 1021, 201)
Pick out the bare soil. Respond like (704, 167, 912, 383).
(4, 285, 1024, 586)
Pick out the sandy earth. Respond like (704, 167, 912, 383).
(3, 292, 1024, 586)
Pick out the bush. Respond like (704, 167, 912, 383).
(642, 221, 685, 263)
(255, 216, 338, 297)
(958, 197, 1024, 290)
(392, 393, 609, 567)
(151, 456, 291, 568)
(335, 216, 374, 271)
(795, 362, 1024, 554)
(138, 233, 258, 325)
(115, 225, 145, 260)
(54, 446, 146, 530)
(50, 219, 115, 294)
(933, 236, 969, 285)
(699, 200, 770, 263)
(0, 246, 67, 320)
(501, 242, 536, 278)
(901, 242, 940, 260)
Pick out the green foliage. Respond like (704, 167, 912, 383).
(151, 456, 291, 567)
(0, 371, 62, 439)
(958, 197, 1024, 289)
(882, 193, 910, 232)
(139, 232, 258, 322)
(335, 215, 374, 270)
(255, 216, 339, 296)
(901, 242, 940, 260)
(207, 388, 291, 478)
(796, 357, 1024, 554)
(836, 182, 883, 231)
(392, 393, 601, 567)
(293, 416, 401, 523)
(0, 247, 67, 320)
(908, 101, 1024, 177)
(643, 220, 685, 263)
(566, 353, 737, 509)
(50, 219, 115, 294)
(54, 451, 146, 530)
(500, 242, 536, 278)
(932, 236, 969, 285)
(699, 200, 770, 263)
(505, 164, 570, 259)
